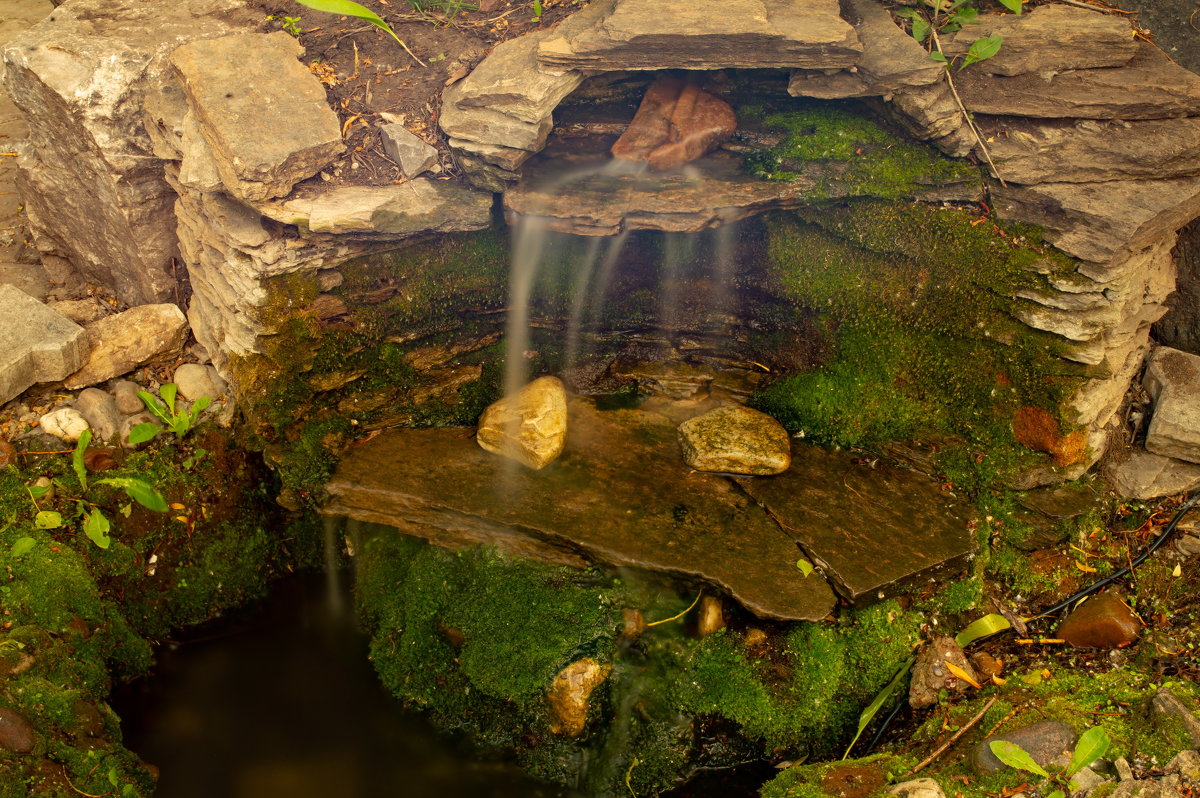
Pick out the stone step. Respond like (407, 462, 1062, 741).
(325, 398, 976, 619)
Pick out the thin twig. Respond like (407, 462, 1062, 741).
(930, 28, 1007, 187)
(645, 591, 703, 627)
(907, 695, 999, 776)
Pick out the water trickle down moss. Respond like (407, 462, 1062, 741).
(741, 103, 979, 200)
(751, 200, 1089, 490)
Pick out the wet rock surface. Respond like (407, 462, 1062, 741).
(677, 404, 790, 475)
(0, 706, 35, 754)
(546, 657, 610, 737)
(1055, 591, 1142, 649)
(476, 376, 569, 470)
(610, 75, 736, 171)
(736, 448, 975, 605)
(973, 720, 1077, 775)
(327, 398, 838, 620)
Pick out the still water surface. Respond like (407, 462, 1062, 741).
(113, 571, 581, 798)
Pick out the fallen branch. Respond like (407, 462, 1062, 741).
(931, 29, 1007, 187)
(907, 695, 999, 776)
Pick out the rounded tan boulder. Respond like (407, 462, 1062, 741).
(677, 405, 791, 475)
(476, 375, 568, 470)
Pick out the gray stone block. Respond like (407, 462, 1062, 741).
(0, 284, 86, 404)
(379, 124, 438, 178)
(1144, 346, 1200, 463)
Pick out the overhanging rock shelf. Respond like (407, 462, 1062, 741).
(4, 0, 1200, 505)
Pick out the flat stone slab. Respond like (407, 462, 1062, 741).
(326, 399, 838, 621)
(260, 180, 493, 236)
(171, 32, 343, 202)
(1143, 347, 1200, 464)
(0, 284, 86, 404)
(504, 148, 977, 236)
(537, 0, 862, 71)
(737, 448, 975, 606)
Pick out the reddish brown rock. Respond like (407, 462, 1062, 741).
(1013, 406, 1086, 467)
(0, 706, 35, 753)
(0, 439, 15, 469)
(909, 636, 979, 709)
(1056, 591, 1142, 649)
(611, 75, 736, 171)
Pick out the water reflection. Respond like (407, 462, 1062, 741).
(113, 572, 580, 798)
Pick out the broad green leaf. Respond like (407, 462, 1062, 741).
(998, 0, 1022, 12)
(1047, 791, 1064, 798)
(35, 510, 63, 530)
(911, 17, 931, 44)
(961, 35, 1003, 70)
(27, 484, 51, 499)
(796, 558, 814, 578)
(956, 613, 1011, 648)
(137, 391, 171, 425)
(83, 509, 111, 549)
(160, 383, 178, 415)
(128, 423, 161, 445)
(189, 396, 213, 421)
(842, 657, 914, 759)
(930, 50, 948, 63)
(295, 0, 424, 65)
(10, 537, 36, 557)
(989, 740, 1051, 778)
(97, 478, 168, 513)
(1067, 726, 1111, 777)
(73, 429, 91, 491)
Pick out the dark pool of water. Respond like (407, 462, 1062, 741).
(112, 571, 582, 798)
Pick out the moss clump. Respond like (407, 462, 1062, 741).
(760, 753, 917, 798)
(743, 103, 978, 200)
(672, 601, 923, 756)
(752, 203, 1086, 490)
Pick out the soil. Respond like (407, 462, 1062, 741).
(247, 0, 586, 187)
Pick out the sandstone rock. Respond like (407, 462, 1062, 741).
(0, 706, 35, 754)
(171, 32, 344, 201)
(973, 720, 1076, 774)
(547, 657, 611, 737)
(1104, 448, 1200, 499)
(942, 5, 1136, 77)
(1013, 406, 1086, 467)
(173, 363, 225, 402)
(612, 360, 713, 399)
(449, 28, 584, 125)
(957, 44, 1200, 119)
(379, 125, 438, 178)
(0, 262, 50, 300)
(677, 405, 790, 475)
(40, 407, 89, 442)
(1, 0, 257, 305)
(74, 387, 121, 443)
(476, 376, 568, 470)
(1056, 591, 1141, 649)
(696, 595, 726, 637)
(980, 117, 1200, 185)
(537, 0, 862, 71)
(64, 304, 189, 389)
(1151, 687, 1200, 747)
(0, 284, 87, 404)
(993, 175, 1200, 266)
(1143, 347, 1200, 464)
(1169, 749, 1200, 780)
(611, 75, 737, 171)
(47, 298, 108, 326)
(448, 138, 533, 173)
(888, 778, 944, 798)
(110, 380, 145, 415)
(440, 80, 555, 153)
(268, 181, 493, 236)
(909, 636, 977, 709)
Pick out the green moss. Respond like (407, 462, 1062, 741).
(742, 103, 978, 200)
(759, 753, 917, 798)
(673, 602, 923, 756)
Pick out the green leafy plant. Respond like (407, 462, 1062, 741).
(295, 0, 426, 66)
(131, 384, 211, 444)
(266, 14, 304, 35)
(532, 0, 543, 21)
(990, 726, 1111, 798)
(26, 430, 168, 549)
